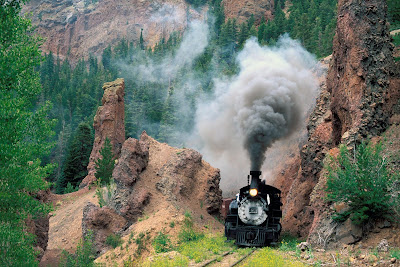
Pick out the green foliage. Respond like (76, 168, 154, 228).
(0, 1, 55, 265)
(95, 137, 115, 185)
(105, 233, 123, 248)
(388, 0, 400, 28)
(141, 254, 189, 267)
(278, 233, 302, 252)
(185, 0, 208, 8)
(56, 122, 93, 193)
(134, 231, 151, 256)
(390, 248, 400, 259)
(178, 211, 204, 243)
(242, 247, 306, 266)
(95, 178, 106, 208)
(64, 182, 79, 194)
(325, 141, 398, 225)
(59, 230, 96, 267)
(152, 230, 172, 253)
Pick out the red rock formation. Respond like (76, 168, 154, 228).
(112, 137, 149, 188)
(279, 0, 399, 243)
(80, 78, 125, 188)
(22, 0, 206, 62)
(109, 134, 150, 221)
(222, 0, 274, 25)
(327, 0, 394, 146)
(26, 189, 51, 262)
(82, 202, 128, 254)
(155, 146, 222, 216)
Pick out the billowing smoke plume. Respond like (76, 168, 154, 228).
(193, 36, 319, 189)
(120, 20, 209, 84)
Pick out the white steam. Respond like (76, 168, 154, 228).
(120, 20, 209, 84)
(192, 36, 319, 192)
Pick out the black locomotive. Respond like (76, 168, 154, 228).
(224, 171, 282, 246)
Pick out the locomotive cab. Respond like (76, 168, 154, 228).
(225, 171, 282, 246)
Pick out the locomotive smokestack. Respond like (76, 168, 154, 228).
(249, 171, 262, 192)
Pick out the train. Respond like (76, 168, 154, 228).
(224, 171, 282, 246)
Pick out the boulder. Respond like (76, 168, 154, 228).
(112, 137, 149, 188)
(335, 218, 363, 245)
(80, 78, 126, 188)
(155, 146, 222, 216)
(82, 202, 128, 254)
(108, 134, 150, 221)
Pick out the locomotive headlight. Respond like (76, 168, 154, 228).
(249, 188, 258, 197)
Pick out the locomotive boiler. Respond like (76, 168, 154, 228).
(224, 171, 282, 246)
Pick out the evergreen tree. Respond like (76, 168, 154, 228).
(94, 137, 115, 185)
(0, 0, 55, 265)
(258, 20, 267, 44)
(56, 122, 93, 193)
(139, 28, 145, 50)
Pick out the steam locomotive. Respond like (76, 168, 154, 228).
(224, 171, 282, 246)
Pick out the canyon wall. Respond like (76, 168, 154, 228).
(276, 0, 399, 243)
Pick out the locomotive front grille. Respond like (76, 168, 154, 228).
(236, 228, 266, 247)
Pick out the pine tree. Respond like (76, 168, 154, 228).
(139, 28, 145, 50)
(0, 0, 55, 265)
(56, 122, 93, 193)
(95, 137, 115, 185)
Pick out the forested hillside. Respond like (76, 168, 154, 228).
(38, 0, 400, 194)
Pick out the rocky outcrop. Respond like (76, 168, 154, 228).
(22, 0, 206, 62)
(279, 76, 334, 237)
(222, 0, 274, 25)
(327, 0, 394, 147)
(109, 134, 150, 221)
(82, 202, 128, 254)
(279, 0, 399, 244)
(26, 189, 51, 262)
(155, 148, 222, 216)
(112, 137, 149, 188)
(80, 78, 125, 188)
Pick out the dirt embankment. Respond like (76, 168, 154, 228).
(40, 188, 98, 266)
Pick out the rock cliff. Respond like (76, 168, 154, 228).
(22, 0, 273, 61)
(80, 78, 126, 188)
(222, 0, 274, 25)
(276, 0, 399, 244)
(22, 0, 205, 61)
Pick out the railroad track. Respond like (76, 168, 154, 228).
(198, 248, 257, 267)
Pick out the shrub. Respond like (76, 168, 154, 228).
(64, 182, 78, 194)
(178, 211, 204, 243)
(95, 137, 115, 185)
(59, 230, 96, 267)
(325, 141, 398, 225)
(105, 233, 123, 248)
(153, 230, 172, 253)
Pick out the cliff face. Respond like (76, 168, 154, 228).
(327, 0, 394, 147)
(22, 0, 205, 61)
(222, 0, 274, 24)
(23, 0, 273, 61)
(276, 0, 399, 242)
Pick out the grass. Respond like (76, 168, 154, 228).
(238, 247, 307, 267)
(153, 230, 172, 253)
(105, 233, 123, 248)
(178, 234, 234, 263)
(390, 248, 400, 259)
(141, 254, 190, 267)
